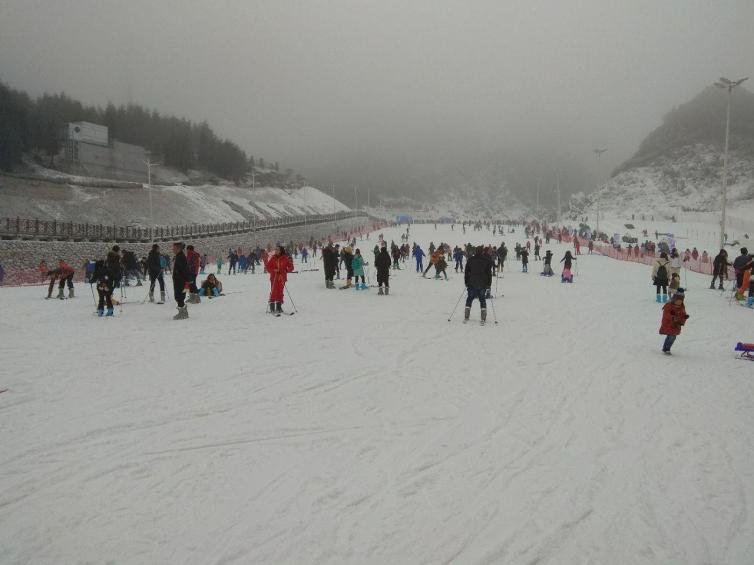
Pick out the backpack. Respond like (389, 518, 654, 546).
(656, 262, 668, 282)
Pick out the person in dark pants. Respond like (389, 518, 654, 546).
(710, 249, 729, 290)
(186, 245, 201, 303)
(322, 243, 338, 289)
(464, 246, 493, 324)
(147, 243, 166, 304)
(172, 242, 191, 320)
(375, 245, 391, 295)
(90, 259, 117, 317)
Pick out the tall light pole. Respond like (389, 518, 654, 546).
(714, 76, 749, 248)
(593, 148, 607, 234)
(144, 157, 160, 240)
(555, 174, 561, 224)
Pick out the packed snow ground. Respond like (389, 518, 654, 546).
(1, 224, 754, 565)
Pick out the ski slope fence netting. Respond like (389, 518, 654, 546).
(0, 220, 392, 287)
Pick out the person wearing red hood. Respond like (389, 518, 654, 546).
(56, 259, 75, 299)
(659, 289, 690, 355)
(263, 245, 294, 315)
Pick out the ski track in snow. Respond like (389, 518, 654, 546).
(1, 224, 754, 565)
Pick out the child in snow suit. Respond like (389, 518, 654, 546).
(352, 249, 366, 289)
(560, 251, 575, 283)
(541, 250, 554, 276)
(520, 249, 529, 272)
(659, 289, 689, 354)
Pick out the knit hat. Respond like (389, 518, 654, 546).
(672, 288, 685, 300)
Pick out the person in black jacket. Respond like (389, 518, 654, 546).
(464, 246, 493, 323)
(90, 258, 118, 317)
(106, 245, 123, 290)
(147, 244, 166, 304)
(710, 249, 729, 290)
(322, 243, 338, 289)
(375, 245, 392, 295)
(172, 242, 190, 320)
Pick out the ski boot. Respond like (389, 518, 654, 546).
(709, 282, 715, 289)
(149, 290, 155, 303)
(662, 294, 669, 303)
(384, 287, 389, 295)
(173, 306, 189, 320)
(463, 306, 471, 323)
(276, 302, 284, 315)
(57, 287, 65, 300)
(158, 291, 165, 304)
(378, 287, 384, 295)
(68, 287, 75, 299)
(656, 294, 662, 303)
(747, 297, 754, 308)
(97, 308, 104, 317)
(106, 307, 114, 317)
(480, 308, 487, 326)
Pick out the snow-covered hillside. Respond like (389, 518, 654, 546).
(1, 222, 753, 564)
(372, 182, 530, 221)
(574, 144, 754, 219)
(572, 86, 754, 221)
(0, 173, 350, 226)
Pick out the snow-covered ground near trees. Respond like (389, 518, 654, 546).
(1, 223, 754, 565)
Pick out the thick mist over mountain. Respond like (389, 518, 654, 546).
(1, 1, 752, 209)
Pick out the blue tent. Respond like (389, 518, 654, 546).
(396, 214, 413, 224)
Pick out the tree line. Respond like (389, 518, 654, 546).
(0, 81, 283, 182)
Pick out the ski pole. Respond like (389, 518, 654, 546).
(285, 284, 298, 313)
(489, 294, 499, 325)
(447, 287, 466, 322)
(89, 283, 97, 308)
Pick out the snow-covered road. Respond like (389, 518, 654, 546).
(1, 224, 753, 564)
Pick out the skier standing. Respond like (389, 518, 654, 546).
(375, 245, 391, 295)
(90, 258, 117, 317)
(147, 244, 166, 304)
(172, 242, 191, 320)
(322, 243, 338, 289)
(520, 248, 529, 273)
(413, 245, 426, 273)
(710, 249, 729, 290)
(263, 245, 294, 314)
(464, 246, 493, 324)
(560, 251, 575, 283)
(56, 260, 75, 299)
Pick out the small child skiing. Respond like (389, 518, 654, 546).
(659, 289, 689, 355)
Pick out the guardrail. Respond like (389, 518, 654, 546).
(0, 211, 367, 242)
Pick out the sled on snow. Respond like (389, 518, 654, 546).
(735, 342, 754, 361)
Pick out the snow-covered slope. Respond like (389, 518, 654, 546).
(1, 223, 753, 564)
(372, 182, 530, 221)
(0, 174, 350, 225)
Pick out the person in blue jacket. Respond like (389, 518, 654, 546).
(453, 246, 465, 272)
(413, 245, 425, 273)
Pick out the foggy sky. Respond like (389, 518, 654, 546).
(1, 0, 752, 207)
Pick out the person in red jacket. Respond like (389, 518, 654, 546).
(57, 260, 75, 299)
(659, 289, 689, 355)
(186, 245, 201, 303)
(263, 245, 294, 315)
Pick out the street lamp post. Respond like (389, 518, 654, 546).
(714, 76, 749, 248)
(144, 157, 160, 241)
(593, 148, 607, 235)
(555, 174, 561, 224)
